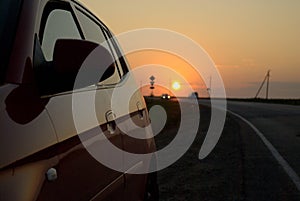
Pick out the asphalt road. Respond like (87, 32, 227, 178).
(146, 98, 300, 200)
(199, 99, 300, 200)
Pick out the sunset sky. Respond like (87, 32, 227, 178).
(81, 0, 300, 98)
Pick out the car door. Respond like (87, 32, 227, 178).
(96, 21, 156, 201)
(122, 86, 153, 201)
(74, 5, 155, 200)
(34, 1, 124, 200)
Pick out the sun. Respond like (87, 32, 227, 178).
(172, 81, 181, 90)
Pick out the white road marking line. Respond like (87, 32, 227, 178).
(228, 110, 300, 192)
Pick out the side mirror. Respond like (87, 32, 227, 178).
(53, 39, 116, 92)
(36, 39, 116, 95)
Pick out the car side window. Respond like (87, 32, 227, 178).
(75, 10, 106, 45)
(75, 8, 121, 85)
(102, 27, 130, 77)
(101, 28, 124, 77)
(42, 9, 82, 61)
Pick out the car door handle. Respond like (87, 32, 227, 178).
(105, 111, 116, 134)
(136, 102, 144, 119)
(107, 121, 117, 134)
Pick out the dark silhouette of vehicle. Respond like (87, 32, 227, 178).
(0, 0, 158, 200)
(161, 94, 171, 100)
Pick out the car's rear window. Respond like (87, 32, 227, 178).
(0, 0, 23, 85)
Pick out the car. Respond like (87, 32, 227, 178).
(0, 0, 158, 200)
(161, 94, 171, 100)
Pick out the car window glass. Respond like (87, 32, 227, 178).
(75, 9, 120, 85)
(42, 9, 81, 61)
(0, 0, 22, 84)
(103, 28, 130, 76)
(75, 10, 106, 44)
(114, 38, 130, 74)
(102, 29, 124, 77)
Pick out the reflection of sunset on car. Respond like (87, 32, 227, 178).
(0, 0, 158, 200)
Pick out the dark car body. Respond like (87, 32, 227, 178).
(0, 0, 157, 200)
(161, 94, 171, 100)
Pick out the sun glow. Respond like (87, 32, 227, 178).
(172, 82, 181, 90)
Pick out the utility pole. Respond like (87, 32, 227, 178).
(255, 70, 271, 99)
(266, 70, 270, 99)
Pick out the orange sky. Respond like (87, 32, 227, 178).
(126, 50, 208, 97)
(81, 0, 300, 98)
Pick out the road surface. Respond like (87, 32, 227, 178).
(146, 98, 300, 200)
(199, 99, 300, 200)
